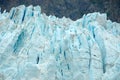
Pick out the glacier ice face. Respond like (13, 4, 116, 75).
(0, 5, 120, 80)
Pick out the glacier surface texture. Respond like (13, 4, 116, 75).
(0, 5, 120, 80)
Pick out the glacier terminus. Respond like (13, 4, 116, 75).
(0, 5, 120, 80)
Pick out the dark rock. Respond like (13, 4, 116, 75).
(0, 0, 120, 22)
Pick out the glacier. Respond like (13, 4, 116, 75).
(0, 5, 120, 80)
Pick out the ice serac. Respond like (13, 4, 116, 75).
(0, 5, 120, 80)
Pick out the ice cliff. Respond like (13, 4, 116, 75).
(0, 5, 120, 80)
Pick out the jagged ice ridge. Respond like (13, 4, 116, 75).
(0, 5, 120, 80)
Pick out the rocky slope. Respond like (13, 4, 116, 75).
(0, 5, 120, 80)
(0, 0, 120, 22)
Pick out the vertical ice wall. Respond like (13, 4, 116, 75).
(0, 5, 120, 80)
